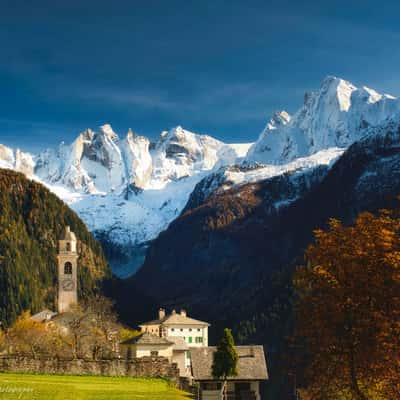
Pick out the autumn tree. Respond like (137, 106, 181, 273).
(212, 328, 238, 400)
(84, 296, 119, 359)
(6, 311, 48, 359)
(61, 296, 121, 359)
(63, 303, 90, 359)
(118, 327, 141, 342)
(293, 211, 400, 400)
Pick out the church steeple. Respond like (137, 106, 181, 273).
(57, 226, 78, 313)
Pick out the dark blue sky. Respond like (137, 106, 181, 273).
(2, 0, 400, 152)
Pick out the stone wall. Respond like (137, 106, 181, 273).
(0, 356, 179, 383)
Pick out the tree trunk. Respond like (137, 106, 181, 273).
(349, 348, 368, 400)
(31, 345, 37, 360)
(73, 334, 79, 359)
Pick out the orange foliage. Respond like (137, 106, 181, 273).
(293, 210, 400, 400)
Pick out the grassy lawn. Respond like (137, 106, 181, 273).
(0, 373, 191, 400)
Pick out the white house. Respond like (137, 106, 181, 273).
(139, 308, 210, 347)
(129, 308, 209, 377)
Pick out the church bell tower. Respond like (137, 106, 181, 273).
(57, 226, 78, 313)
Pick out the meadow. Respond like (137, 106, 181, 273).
(0, 373, 191, 400)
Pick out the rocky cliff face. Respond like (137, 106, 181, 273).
(33, 124, 246, 195)
(121, 129, 153, 191)
(246, 76, 400, 164)
(0, 144, 34, 176)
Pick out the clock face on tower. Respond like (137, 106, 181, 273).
(62, 278, 75, 291)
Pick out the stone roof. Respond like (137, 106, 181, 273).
(167, 336, 190, 351)
(190, 346, 269, 381)
(120, 332, 174, 346)
(62, 226, 77, 241)
(30, 309, 58, 323)
(140, 311, 210, 327)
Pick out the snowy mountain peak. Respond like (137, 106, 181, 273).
(32, 124, 238, 193)
(99, 124, 119, 141)
(126, 128, 135, 140)
(0, 144, 34, 176)
(246, 76, 400, 165)
(319, 76, 356, 112)
(267, 111, 291, 130)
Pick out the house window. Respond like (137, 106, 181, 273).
(197, 328, 201, 331)
(195, 337, 203, 343)
(180, 328, 183, 331)
(189, 328, 192, 331)
(188, 337, 192, 343)
(171, 328, 175, 332)
(66, 242, 71, 252)
(64, 262, 72, 274)
(150, 351, 158, 356)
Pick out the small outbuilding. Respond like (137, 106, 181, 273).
(190, 345, 268, 400)
(120, 332, 174, 359)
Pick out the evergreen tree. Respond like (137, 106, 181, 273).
(212, 328, 238, 399)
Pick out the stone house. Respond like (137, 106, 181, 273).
(120, 332, 190, 377)
(190, 346, 268, 400)
(120, 332, 174, 359)
(140, 308, 209, 347)
(131, 308, 210, 377)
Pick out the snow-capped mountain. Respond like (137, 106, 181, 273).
(246, 76, 400, 164)
(0, 125, 251, 277)
(183, 147, 344, 212)
(35, 124, 248, 194)
(1, 76, 399, 278)
(0, 144, 35, 176)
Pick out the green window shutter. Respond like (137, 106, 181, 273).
(188, 337, 192, 343)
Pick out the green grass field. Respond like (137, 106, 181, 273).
(0, 373, 191, 400)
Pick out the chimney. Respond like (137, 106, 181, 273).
(180, 309, 187, 317)
(158, 308, 165, 320)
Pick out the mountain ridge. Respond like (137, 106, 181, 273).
(1, 76, 399, 276)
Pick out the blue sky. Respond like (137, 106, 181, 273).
(2, 0, 400, 151)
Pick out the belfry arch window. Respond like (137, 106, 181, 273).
(64, 262, 73, 274)
(66, 242, 71, 252)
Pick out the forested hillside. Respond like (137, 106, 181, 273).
(0, 169, 111, 327)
